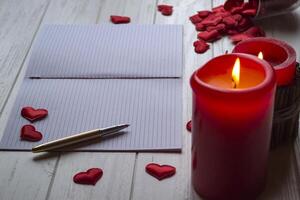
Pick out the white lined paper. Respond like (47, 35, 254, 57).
(26, 24, 183, 78)
(0, 79, 182, 151)
(0, 24, 183, 152)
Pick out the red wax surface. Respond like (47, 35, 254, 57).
(190, 54, 276, 200)
(232, 37, 297, 86)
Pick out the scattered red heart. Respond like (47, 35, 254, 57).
(20, 125, 43, 142)
(110, 15, 131, 24)
(186, 120, 192, 132)
(73, 168, 103, 185)
(157, 4, 173, 16)
(189, 0, 264, 54)
(145, 163, 176, 180)
(193, 40, 209, 54)
(21, 106, 48, 122)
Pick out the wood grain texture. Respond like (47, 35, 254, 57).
(0, 0, 49, 113)
(96, 0, 156, 24)
(0, 0, 300, 200)
(48, 153, 135, 200)
(131, 1, 212, 200)
(0, 1, 55, 200)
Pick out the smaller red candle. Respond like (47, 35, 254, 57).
(232, 37, 297, 86)
(191, 53, 276, 200)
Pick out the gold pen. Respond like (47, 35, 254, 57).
(32, 124, 129, 153)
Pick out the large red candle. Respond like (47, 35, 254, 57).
(232, 37, 297, 86)
(190, 53, 276, 200)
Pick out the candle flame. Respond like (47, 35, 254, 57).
(258, 52, 263, 60)
(232, 58, 240, 88)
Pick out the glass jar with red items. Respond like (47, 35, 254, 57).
(254, 0, 300, 18)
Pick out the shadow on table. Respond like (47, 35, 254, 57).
(259, 142, 297, 199)
(189, 141, 298, 200)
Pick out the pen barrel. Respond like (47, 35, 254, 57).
(32, 129, 101, 153)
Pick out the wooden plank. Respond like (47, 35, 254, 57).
(48, 153, 135, 200)
(0, 1, 105, 200)
(0, 0, 49, 113)
(131, 0, 212, 200)
(46, 1, 157, 200)
(0, 1, 55, 200)
(97, 0, 156, 24)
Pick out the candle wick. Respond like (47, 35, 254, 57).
(232, 79, 237, 89)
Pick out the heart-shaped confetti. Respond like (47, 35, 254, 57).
(20, 125, 43, 142)
(157, 5, 173, 16)
(198, 30, 221, 42)
(197, 10, 211, 18)
(145, 163, 176, 180)
(189, 0, 263, 52)
(73, 168, 103, 185)
(193, 40, 209, 54)
(186, 120, 192, 132)
(21, 106, 48, 122)
(110, 15, 131, 24)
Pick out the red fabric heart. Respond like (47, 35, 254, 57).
(201, 15, 222, 26)
(186, 120, 192, 132)
(214, 11, 231, 18)
(236, 17, 253, 32)
(157, 5, 173, 16)
(20, 125, 43, 142)
(206, 23, 226, 33)
(197, 10, 211, 18)
(224, 0, 244, 11)
(21, 106, 48, 122)
(145, 163, 176, 180)
(195, 23, 206, 31)
(190, 14, 203, 24)
(193, 40, 210, 54)
(230, 26, 265, 43)
(212, 5, 226, 13)
(73, 168, 103, 185)
(242, 9, 257, 17)
(110, 16, 131, 24)
(161, 7, 173, 16)
(198, 30, 221, 42)
(232, 14, 242, 22)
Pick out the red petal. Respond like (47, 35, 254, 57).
(186, 120, 192, 132)
(110, 15, 131, 24)
(197, 10, 211, 18)
(198, 30, 221, 42)
(223, 16, 238, 28)
(157, 4, 173, 11)
(194, 40, 210, 54)
(206, 23, 226, 33)
(212, 5, 225, 13)
(236, 17, 253, 32)
(230, 33, 252, 43)
(224, 0, 244, 11)
(232, 14, 242, 22)
(161, 7, 173, 16)
(242, 9, 257, 17)
(195, 23, 206, 31)
(190, 14, 203, 24)
(201, 15, 222, 26)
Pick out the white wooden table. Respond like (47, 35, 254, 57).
(0, 0, 300, 199)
